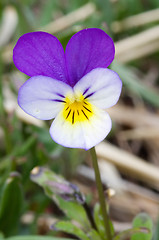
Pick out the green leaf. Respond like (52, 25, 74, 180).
(94, 0, 114, 29)
(111, 62, 159, 107)
(131, 213, 153, 240)
(40, 0, 57, 26)
(0, 173, 23, 237)
(6, 236, 74, 240)
(0, 232, 4, 239)
(13, 2, 34, 33)
(87, 229, 102, 240)
(30, 167, 91, 231)
(31, 167, 84, 203)
(13, 136, 36, 157)
(32, 126, 59, 154)
(114, 228, 149, 240)
(153, 217, 159, 240)
(54, 196, 91, 231)
(54, 221, 90, 240)
(94, 203, 114, 239)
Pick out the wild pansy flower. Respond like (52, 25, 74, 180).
(13, 28, 122, 150)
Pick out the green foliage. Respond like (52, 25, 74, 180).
(114, 228, 149, 240)
(0, 0, 158, 239)
(54, 196, 91, 230)
(93, 0, 114, 30)
(30, 167, 105, 240)
(54, 221, 90, 240)
(5, 237, 74, 240)
(94, 203, 114, 239)
(113, 213, 153, 240)
(12, 136, 36, 157)
(131, 213, 153, 240)
(30, 167, 91, 231)
(32, 126, 59, 154)
(13, 2, 35, 34)
(153, 218, 159, 240)
(87, 229, 102, 240)
(111, 62, 159, 107)
(0, 173, 23, 237)
(39, 0, 58, 26)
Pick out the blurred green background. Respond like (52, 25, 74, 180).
(0, 0, 159, 238)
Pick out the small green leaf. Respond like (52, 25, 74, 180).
(31, 167, 84, 202)
(131, 213, 153, 240)
(0, 172, 23, 237)
(94, 203, 114, 239)
(114, 228, 149, 240)
(31, 167, 91, 231)
(54, 221, 90, 240)
(87, 229, 102, 240)
(54, 196, 91, 231)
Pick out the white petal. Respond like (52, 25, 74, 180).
(50, 106, 112, 150)
(18, 75, 73, 120)
(74, 68, 122, 109)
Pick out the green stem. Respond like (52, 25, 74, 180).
(83, 202, 97, 231)
(90, 147, 112, 240)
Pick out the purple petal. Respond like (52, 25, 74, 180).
(13, 32, 68, 83)
(65, 28, 115, 86)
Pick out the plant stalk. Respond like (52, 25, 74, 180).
(83, 202, 97, 230)
(90, 147, 112, 240)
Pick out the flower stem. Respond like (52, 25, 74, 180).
(90, 147, 112, 240)
(83, 202, 97, 230)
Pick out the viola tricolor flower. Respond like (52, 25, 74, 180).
(13, 28, 122, 150)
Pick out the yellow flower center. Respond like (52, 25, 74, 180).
(63, 93, 93, 125)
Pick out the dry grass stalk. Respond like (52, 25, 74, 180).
(115, 25, 159, 57)
(16, 106, 44, 127)
(110, 191, 158, 221)
(113, 222, 132, 232)
(76, 167, 159, 221)
(3, 80, 44, 127)
(112, 8, 159, 33)
(40, 3, 96, 34)
(118, 127, 159, 140)
(2, 17, 159, 64)
(0, 6, 18, 47)
(107, 105, 159, 128)
(2, 3, 95, 62)
(96, 142, 159, 189)
(116, 40, 159, 63)
(118, 41, 159, 62)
